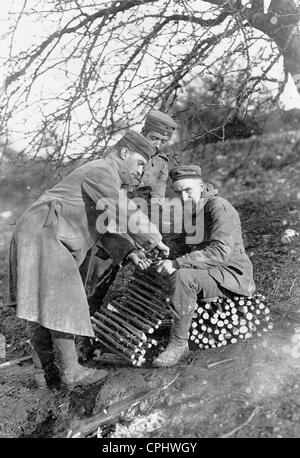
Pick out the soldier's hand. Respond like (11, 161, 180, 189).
(127, 249, 152, 271)
(155, 259, 177, 276)
(155, 241, 170, 258)
(134, 186, 152, 199)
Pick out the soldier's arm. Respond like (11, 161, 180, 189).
(175, 200, 237, 269)
(82, 166, 162, 252)
(150, 158, 168, 200)
(140, 156, 168, 230)
(141, 156, 160, 189)
(141, 156, 168, 199)
(99, 232, 136, 265)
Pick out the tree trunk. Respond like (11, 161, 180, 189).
(249, 0, 300, 93)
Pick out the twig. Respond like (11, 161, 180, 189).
(220, 407, 258, 438)
(289, 278, 297, 295)
(64, 373, 179, 438)
(207, 357, 240, 369)
(0, 355, 32, 369)
(272, 274, 283, 300)
(93, 353, 131, 366)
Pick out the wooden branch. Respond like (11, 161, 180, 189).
(156, 11, 230, 27)
(5, 0, 160, 87)
(63, 373, 179, 438)
(159, 21, 240, 108)
(220, 407, 258, 438)
(207, 357, 240, 369)
(102, 16, 170, 126)
(0, 355, 32, 369)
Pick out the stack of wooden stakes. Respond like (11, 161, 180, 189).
(189, 293, 273, 349)
(91, 267, 172, 366)
(92, 264, 273, 364)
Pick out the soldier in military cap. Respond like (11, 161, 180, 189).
(138, 109, 178, 228)
(9, 130, 169, 388)
(102, 110, 177, 227)
(153, 165, 255, 367)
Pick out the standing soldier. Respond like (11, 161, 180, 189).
(9, 130, 169, 388)
(87, 109, 178, 299)
(138, 110, 178, 229)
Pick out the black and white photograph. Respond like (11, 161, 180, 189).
(0, 0, 299, 441)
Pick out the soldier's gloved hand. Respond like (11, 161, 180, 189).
(155, 240, 170, 259)
(155, 259, 177, 276)
(126, 249, 152, 271)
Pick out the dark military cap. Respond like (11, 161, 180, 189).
(116, 130, 156, 160)
(169, 165, 202, 182)
(144, 110, 177, 139)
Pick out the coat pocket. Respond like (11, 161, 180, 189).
(56, 217, 84, 251)
(46, 201, 83, 250)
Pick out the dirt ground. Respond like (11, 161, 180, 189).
(0, 133, 300, 438)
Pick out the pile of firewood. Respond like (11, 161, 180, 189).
(92, 266, 272, 365)
(92, 267, 172, 366)
(189, 294, 272, 349)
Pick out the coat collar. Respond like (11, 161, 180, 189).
(156, 151, 169, 162)
(193, 183, 218, 216)
(105, 151, 135, 187)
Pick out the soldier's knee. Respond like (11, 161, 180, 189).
(173, 268, 193, 287)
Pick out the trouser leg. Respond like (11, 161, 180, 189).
(51, 330, 79, 375)
(27, 321, 56, 372)
(26, 321, 60, 388)
(170, 270, 199, 342)
(153, 269, 225, 367)
(170, 268, 226, 341)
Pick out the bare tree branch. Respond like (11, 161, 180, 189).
(1, 0, 299, 166)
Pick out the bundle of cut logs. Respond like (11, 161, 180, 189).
(91, 267, 172, 366)
(92, 267, 272, 365)
(189, 294, 273, 350)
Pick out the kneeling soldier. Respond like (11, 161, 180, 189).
(153, 165, 255, 367)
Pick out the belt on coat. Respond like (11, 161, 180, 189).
(43, 200, 63, 228)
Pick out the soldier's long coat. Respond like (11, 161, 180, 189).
(9, 155, 161, 337)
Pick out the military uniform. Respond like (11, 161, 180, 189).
(9, 141, 161, 336)
(9, 131, 162, 387)
(137, 110, 178, 228)
(171, 189, 255, 313)
(139, 151, 169, 201)
(153, 165, 255, 367)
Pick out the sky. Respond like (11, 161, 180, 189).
(0, 0, 300, 152)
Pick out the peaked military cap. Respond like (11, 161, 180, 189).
(169, 165, 202, 182)
(116, 130, 156, 160)
(144, 110, 178, 139)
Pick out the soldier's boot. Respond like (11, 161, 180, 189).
(153, 313, 193, 367)
(51, 331, 108, 387)
(27, 322, 61, 390)
(31, 346, 48, 389)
